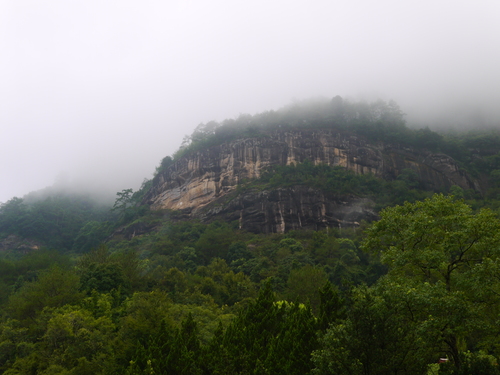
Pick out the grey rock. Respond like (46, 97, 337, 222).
(143, 129, 479, 233)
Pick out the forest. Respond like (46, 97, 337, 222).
(2, 98, 500, 374)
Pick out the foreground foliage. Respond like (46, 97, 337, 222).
(0, 195, 499, 374)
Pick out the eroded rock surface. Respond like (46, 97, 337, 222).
(199, 186, 378, 234)
(143, 129, 479, 232)
(0, 234, 41, 254)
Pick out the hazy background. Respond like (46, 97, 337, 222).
(1, 0, 500, 203)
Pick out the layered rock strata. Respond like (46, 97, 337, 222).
(142, 129, 479, 232)
(200, 186, 378, 234)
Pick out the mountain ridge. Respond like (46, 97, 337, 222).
(143, 128, 479, 233)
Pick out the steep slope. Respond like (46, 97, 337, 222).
(142, 129, 479, 233)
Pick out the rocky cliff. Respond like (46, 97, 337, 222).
(0, 235, 41, 254)
(142, 129, 479, 233)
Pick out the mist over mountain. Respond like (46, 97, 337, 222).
(4, 94, 500, 206)
(2, 2, 500, 372)
(2, 0, 499, 203)
(4, 90, 500, 372)
(6, 93, 500, 255)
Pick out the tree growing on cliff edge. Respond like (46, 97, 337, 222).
(113, 189, 134, 213)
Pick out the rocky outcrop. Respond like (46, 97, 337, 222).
(110, 220, 159, 241)
(142, 129, 479, 232)
(0, 234, 41, 254)
(199, 186, 378, 234)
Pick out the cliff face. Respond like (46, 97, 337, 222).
(0, 235, 41, 254)
(199, 187, 378, 234)
(143, 129, 479, 233)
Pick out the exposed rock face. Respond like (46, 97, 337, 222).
(143, 129, 479, 232)
(0, 234, 41, 254)
(110, 221, 158, 241)
(200, 186, 378, 234)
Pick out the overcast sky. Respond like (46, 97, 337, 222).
(1, 0, 500, 203)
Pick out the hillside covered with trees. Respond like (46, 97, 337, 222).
(2, 98, 500, 374)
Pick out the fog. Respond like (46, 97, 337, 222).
(1, 0, 499, 203)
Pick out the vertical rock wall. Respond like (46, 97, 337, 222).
(143, 129, 478, 214)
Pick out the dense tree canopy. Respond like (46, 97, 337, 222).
(3, 98, 500, 373)
(361, 195, 500, 371)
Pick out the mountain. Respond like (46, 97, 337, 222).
(142, 127, 480, 233)
(2, 97, 500, 249)
(4, 99, 500, 374)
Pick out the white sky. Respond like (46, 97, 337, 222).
(1, 0, 500, 202)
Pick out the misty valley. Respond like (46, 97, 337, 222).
(3, 98, 500, 374)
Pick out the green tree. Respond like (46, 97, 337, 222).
(73, 221, 111, 253)
(0, 197, 28, 236)
(117, 289, 173, 360)
(211, 281, 318, 375)
(312, 284, 437, 375)
(40, 306, 117, 373)
(362, 194, 500, 369)
(112, 188, 149, 224)
(285, 265, 328, 314)
(317, 282, 345, 331)
(195, 222, 238, 264)
(7, 266, 83, 327)
(113, 189, 134, 214)
(80, 263, 129, 294)
(194, 258, 256, 306)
